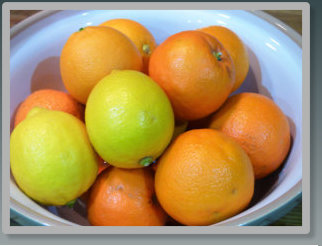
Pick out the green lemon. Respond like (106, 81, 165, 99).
(85, 70, 174, 168)
(10, 108, 98, 206)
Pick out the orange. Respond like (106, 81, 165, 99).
(208, 92, 291, 179)
(14, 89, 84, 127)
(149, 30, 235, 121)
(87, 167, 167, 226)
(60, 26, 143, 104)
(155, 129, 254, 226)
(199, 26, 249, 92)
(97, 156, 109, 175)
(100, 18, 157, 74)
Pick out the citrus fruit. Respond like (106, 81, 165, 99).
(85, 70, 174, 169)
(199, 26, 249, 92)
(149, 30, 235, 121)
(208, 92, 291, 179)
(88, 167, 167, 226)
(155, 129, 254, 226)
(150, 162, 158, 172)
(100, 18, 157, 74)
(14, 89, 84, 127)
(10, 108, 98, 205)
(79, 156, 110, 204)
(97, 156, 110, 175)
(60, 26, 143, 104)
(151, 120, 188, 172)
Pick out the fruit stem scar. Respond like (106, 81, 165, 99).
(213, 51, 222, 61)
(78, 27, 85, 32)
(66, 199, 77, 208)
(142, 44, 151, 55)
(139, 156, 153, 167)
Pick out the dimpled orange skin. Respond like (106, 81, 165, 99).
(14, 89, 84, 127)
(87, 167, 167, 226)
(100, 19, 157, 74)
(60, 26, 143, 104)
(208, 92, 291, 179)
(149, 30, 235, 121)
(155, 129, 254, 226)
(199, 26, 249, 92)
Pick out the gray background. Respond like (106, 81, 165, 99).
(1, 0, 321, 244)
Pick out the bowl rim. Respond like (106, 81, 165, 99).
(10, 10, 302, 48)
(9, 9, 302, 227)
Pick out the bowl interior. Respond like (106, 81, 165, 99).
(10, 10, 302, 226)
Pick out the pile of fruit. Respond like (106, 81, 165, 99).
(10, 18, 291, 226)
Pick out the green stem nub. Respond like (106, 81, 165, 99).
(213, 51, 222, 61)
(66, 199, 77, 208)
(78, 27, 85, 32)
(142, 44, 151, 55)
(139, 156, 154, 167)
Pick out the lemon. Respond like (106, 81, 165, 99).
(85, 70, 174, 168)
(10, 108, 98, 206)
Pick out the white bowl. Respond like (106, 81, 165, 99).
(10, 10, 302, 226)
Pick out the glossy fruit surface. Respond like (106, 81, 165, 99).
(88, 167, 167, 226)
(149, 30, 235, 121)
(100, 18, 157, 73)
(208, 92, 291, 179)
(10, 108, 98, 205)
(85, 70, 174, 168)
(60, 26, 143, 103)
(14, 89, 84, 127)
(199, 25, 249, 91)
(155, 129, 254, 225)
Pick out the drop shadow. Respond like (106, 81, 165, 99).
(30, 56, 66, 92)
(248, 46, 272, 99)
(10, 102, 22, 133)
(235, 48, 296, 208)
(287, 116, 297, 141)
(233, 46, 272, 100)
(248, 133, 294, 208)
(54, 204, 91, 226)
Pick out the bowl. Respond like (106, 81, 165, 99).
(10, 10, 302, 226)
